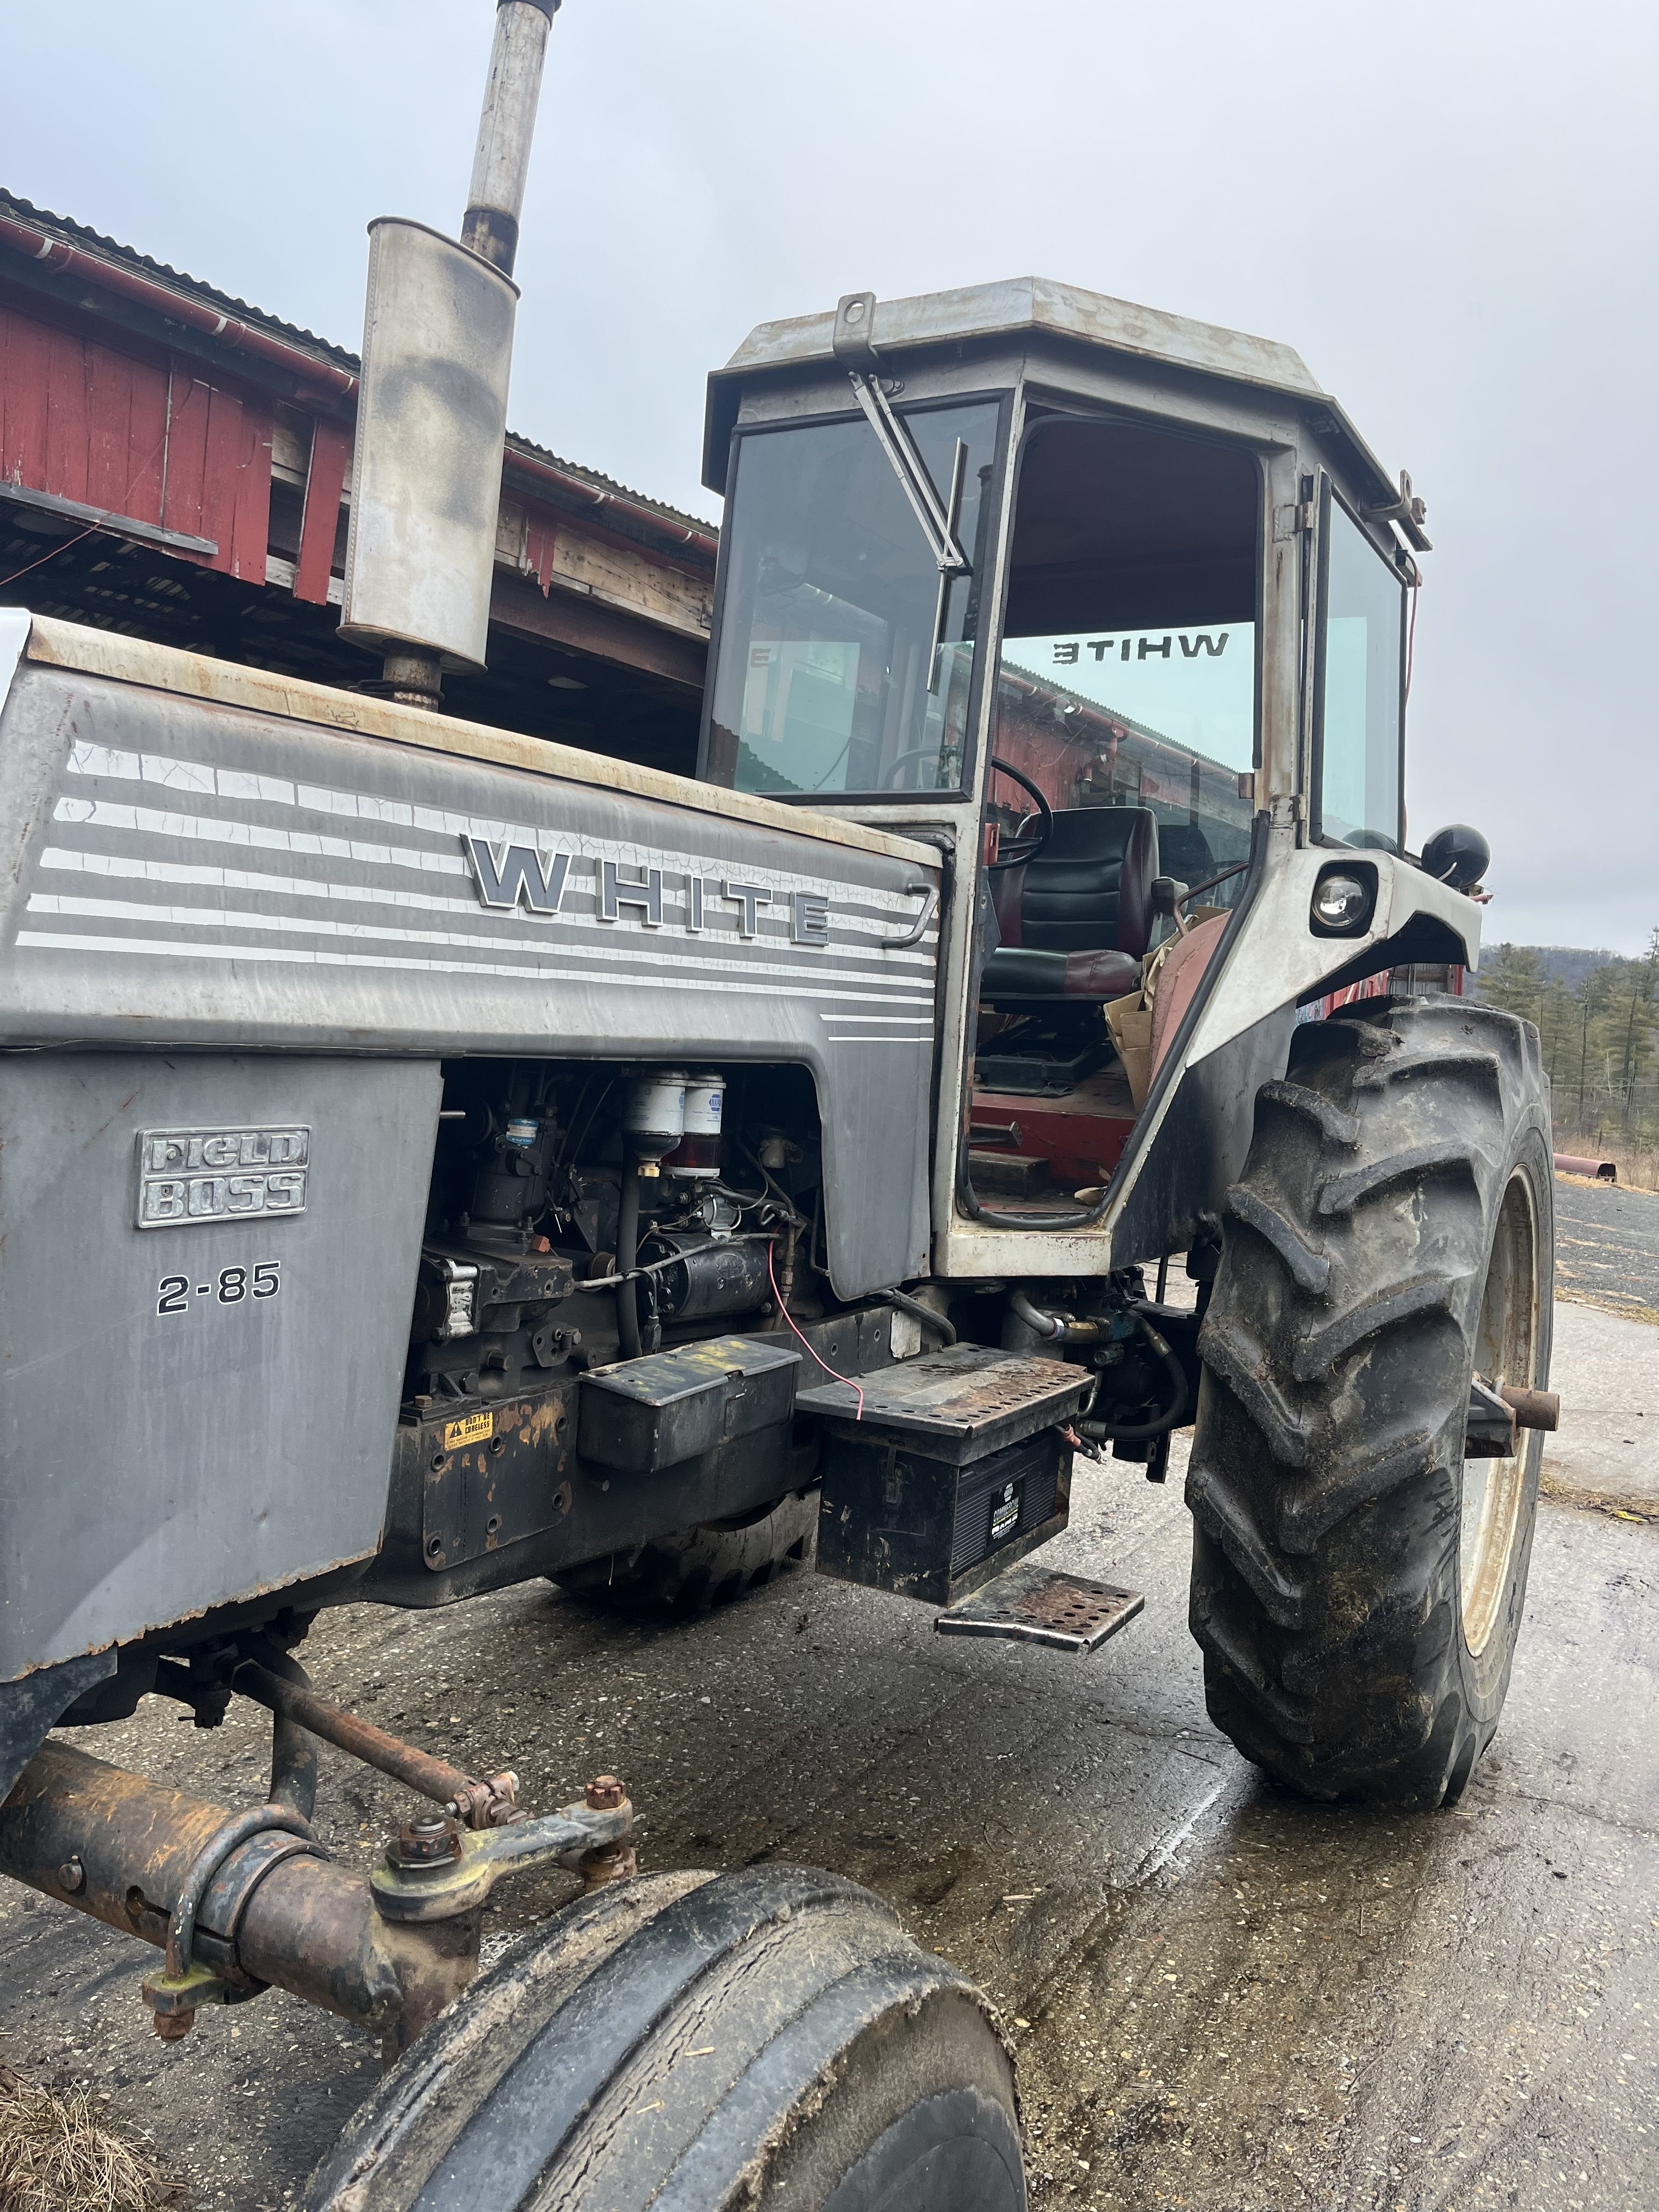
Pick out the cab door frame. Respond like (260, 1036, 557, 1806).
(931, 375, 1306, 1280)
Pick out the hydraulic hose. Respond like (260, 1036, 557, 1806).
(1008, 1286, 1109, 1344)
(879, 1288, 957, 1346)
(1080, 1312, 1189, 1443)
(616, 1152, 643, 1360)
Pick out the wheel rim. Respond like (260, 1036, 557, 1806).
(1460, 1167, 1541, 1656)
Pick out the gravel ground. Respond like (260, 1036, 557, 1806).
(1544, 1301, 1658, 1514)
(0, 1301, 1654, 2212)
(1554, 1173, 1659, 1321)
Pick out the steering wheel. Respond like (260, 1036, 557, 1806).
(985, 757, 1053, 871)
(878, 743, 949, 791)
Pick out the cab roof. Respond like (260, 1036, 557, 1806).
(721, 275, 1321, 396)
(703, 275, 1426, 552)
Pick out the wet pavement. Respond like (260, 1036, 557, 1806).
(1, 1300, 1654, 2212)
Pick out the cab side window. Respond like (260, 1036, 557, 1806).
(1313, 490, 1405, 852)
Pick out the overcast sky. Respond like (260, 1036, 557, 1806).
(7, 2, 1655, 952)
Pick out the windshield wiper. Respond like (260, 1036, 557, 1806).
(833, 296, 970, 698)
(833, 291, 969, 574)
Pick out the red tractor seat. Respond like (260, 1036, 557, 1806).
(980, 805, 1158, 1006)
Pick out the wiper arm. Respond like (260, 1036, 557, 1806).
(833, 291, 970, 578)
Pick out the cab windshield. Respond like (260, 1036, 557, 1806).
(703, 400, 1001, 798)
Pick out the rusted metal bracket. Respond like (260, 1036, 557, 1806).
(140, 1801, 318, 2038)
(1362, 467, 1433, 553)
(936, 1561, 1143, 1653)
(371, 1780, 634, 1922)
(0, 1735, 635, 2060)
(0, 1740, 481, 2058)
(1, 1638, 640, 2058)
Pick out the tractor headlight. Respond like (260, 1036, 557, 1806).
(1311, 867, 1375, 934)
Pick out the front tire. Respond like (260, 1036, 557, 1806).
(306, 1867, 1024, 2212)
(1186, 998, 1553, 1808)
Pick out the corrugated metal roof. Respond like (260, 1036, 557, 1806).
(0, 190, 356, 365)
(0, 190, 713, 544)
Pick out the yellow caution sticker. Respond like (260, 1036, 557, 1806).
(442, 1410, 494, 1451)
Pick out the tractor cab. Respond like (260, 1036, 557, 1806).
(697, 280, 1459, 1276)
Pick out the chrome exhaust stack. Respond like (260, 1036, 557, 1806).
(462, 1, 558, 274)
(338, 2, 558, 709)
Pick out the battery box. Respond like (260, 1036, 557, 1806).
(578, 1335, 801, 1474)
(800, 1345, 1090, 1605)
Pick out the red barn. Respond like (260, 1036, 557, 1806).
(0, 191, 716, 770)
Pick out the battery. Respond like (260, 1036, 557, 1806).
(800, 1346, 1089, 1606)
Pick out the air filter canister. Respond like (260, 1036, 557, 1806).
(621, 1069, 686, 1163)
(665, 1071, 725, 1178)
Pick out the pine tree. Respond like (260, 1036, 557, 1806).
(1478, 944, 1544, 1024)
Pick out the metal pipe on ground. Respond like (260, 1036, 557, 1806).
(0, 1741, 477, 2058)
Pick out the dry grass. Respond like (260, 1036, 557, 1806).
(0, 2067, 178, 2212)
(1557, 1287, 1659, 1327)
(1541, 1470, 1659, 1524)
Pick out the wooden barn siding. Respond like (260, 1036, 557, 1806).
(0, 293, 271, 580)
(295, 417, 352, 604)
(0, 282, 713, 667)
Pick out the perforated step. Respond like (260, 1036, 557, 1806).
(934, 1561, 1144, 1653)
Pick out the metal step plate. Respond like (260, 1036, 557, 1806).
(934, 1560, 1144, 1653)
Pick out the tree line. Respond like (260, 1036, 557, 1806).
(1476, 934, 1659, 1142)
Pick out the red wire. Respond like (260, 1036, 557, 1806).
(766, 1239, 863, 1420)
(0, 516, 107, 596)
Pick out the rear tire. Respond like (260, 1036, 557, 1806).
(1186, 998, 1553, 1808)
(306, 1866, 1024, 2212)
(552, 1487, 820, 1614)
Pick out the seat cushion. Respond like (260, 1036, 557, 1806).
(981, 945, 1143, 1004)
